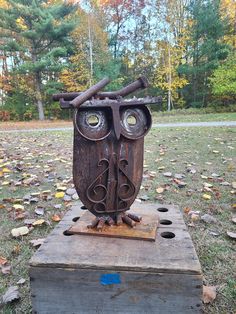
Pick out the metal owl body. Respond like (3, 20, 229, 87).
(53, 77, 160, 227)
(73, 105, 151, 221)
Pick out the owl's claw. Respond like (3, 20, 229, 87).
(87, 212, 142, 230)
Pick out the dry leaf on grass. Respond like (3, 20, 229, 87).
(11, 226, 29, 237)
(0, 256, 7, 266)
(156, 187, 164, 194)
(17, 278, 26, 285)
(227, 231, 236, 239)
(51, 214, 61, 222)
(202, 194, 211, 200)
(202, 285, 216, 304)
(13, 204, 24, 211)
(1, 286, 20, 306)
(32, 219, 45, 226)
(55, 192, 65, 198)
(1, 265, 11, 275)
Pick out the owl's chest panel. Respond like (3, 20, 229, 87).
(73, 134, 144, 216)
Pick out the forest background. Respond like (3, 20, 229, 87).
(0, 0, 235, 121)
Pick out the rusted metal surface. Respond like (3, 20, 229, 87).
(70, 77, 110, 108)
(68, 209, 159, 241)
(52, 76, 150, 102)
(53, 76, 160, 229)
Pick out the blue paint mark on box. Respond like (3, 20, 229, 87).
(100, 273, 121, 285)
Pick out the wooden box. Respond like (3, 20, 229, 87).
(30, 202, 202, 314)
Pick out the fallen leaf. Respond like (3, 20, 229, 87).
(13, 204, 24, 211)
(212, 150, 219, 154)
(202, 194, 211, 200)
(55, 192, 65, 198)
(35, 207, 44, 216)
(1, 265, 11, 275)
(227, 231, 236, 239)
(191, 213, 199, 222)
(201, 175, 208, 179)
(1, 286, 20, 305)
(201, 214, 217, 224)
(203, 183, 213, 188)
(232, 217, 236, 224)
(184, 207, 191, 214)
(202, 285, 216, 304)
(11, 226, 29, 237)
(30, 238, 45, 247)
(2, 167, 11, 173)
(17, 278, 26, 285)
(31, 192, 40, 196)
(51, 214, 61, 222)
(15, 212, 26, 220)
(0, 256, 7, 266)
(163, 172, 172, 177)
(32, 219, 45, 226)
(56, 186, 67, 192)
(232, 182, 236, 189)
(220, 181, 230, 186)
(156, 187, 164, 194)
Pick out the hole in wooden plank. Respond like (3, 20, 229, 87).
(161, 232, 175, 239)
(63, 230, 74, 236)
(81, 205, 87, 210)
(72, 217, 80, 222)
(160, 219, 172, 225)
(157, 207, 168, 212)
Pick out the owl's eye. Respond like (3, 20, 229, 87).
(120, 107, 151, 139)
(74, 109, 111, 141)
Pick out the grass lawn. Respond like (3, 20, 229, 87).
(152, 111, 236, 124)
(0, 126, 235, 313)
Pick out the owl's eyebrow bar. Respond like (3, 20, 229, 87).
(52, 76, 162, 110)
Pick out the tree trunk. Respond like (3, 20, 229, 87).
(88, 16, 93, 87)
(167, 44, 172, 111)
(35, 72, 45, 120)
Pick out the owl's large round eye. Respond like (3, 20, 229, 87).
(120, 107, 151, 139)
(74, 109, 111, 141)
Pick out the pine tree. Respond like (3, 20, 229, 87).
(0, 0, 77, 120)
(179, 0, 229, 107)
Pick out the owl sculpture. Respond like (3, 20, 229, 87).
(53, 77, 160, 229)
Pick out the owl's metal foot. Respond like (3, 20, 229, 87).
(120, 212, 142, 227)
(87, 216, 115, 231)
(87, 212, 142, 230)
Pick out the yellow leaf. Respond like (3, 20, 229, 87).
(2, 167, 11, 173)
(55, 192, 65, 198)
(2, 181, 10, 186)
(202, 194, 211, 200)
(32, 219, 45, 226)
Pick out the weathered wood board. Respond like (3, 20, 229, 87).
(30, 202, 203, 314)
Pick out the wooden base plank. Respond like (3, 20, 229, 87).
(30, 202, 203, 314)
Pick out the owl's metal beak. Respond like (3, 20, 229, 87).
(112, 106, 121, 140)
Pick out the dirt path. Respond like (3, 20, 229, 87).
(0, 120, 236, 133)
